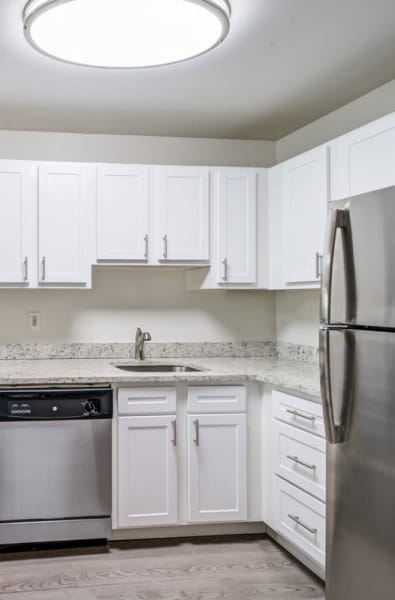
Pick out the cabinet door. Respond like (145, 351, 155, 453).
(38, 163, 90, 284)
(156, 167, 209, 261)
(0, 162, 35, 284)
(216, 169, 256, 284)
(283, 147, 329, 284)
(118, 415, 178, 527)
(187, 414, 247, 522)
(331, 113, 395, 200)
(97, 165, 150, 261)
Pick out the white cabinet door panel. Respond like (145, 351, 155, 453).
(97, 165, 150, 261)
(0, 162, 34, 284)
(38, 163, 89, 284)
(217, 169, 256, 284)
(283, 147, 329, 284)
(331, 113, 395, 200)
(187, 413, 247, 522)
(156, 167, 209, 261)
(118, 415, 178, 527)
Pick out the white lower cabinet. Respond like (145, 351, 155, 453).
(116, 384, 249, 530)
(118, 415, 178, 527)
(269, 389, 326, 575)
(187, 413, 247, 523)
(273, 476, 326, 566)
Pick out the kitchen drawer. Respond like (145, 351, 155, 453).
(187, 385, 246, 413)
(273, 390, 325, 438)
(273, 476, 325, 567)
(118, 387, 177, 415)
(273, 421, 326, 501)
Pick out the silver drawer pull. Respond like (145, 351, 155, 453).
(172, 419, 177, 446)
(315, 251, 323, 279)
(287, 455, 317, 471)
(286, 408, 316, 422)
(193, 419, 200, 446)
(144, 234, 149, 259)
(288, 514, 317, 535)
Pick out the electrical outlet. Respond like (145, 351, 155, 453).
(29, 312, 41, 331)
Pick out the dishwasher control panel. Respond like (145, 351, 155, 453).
(0, 388, 113, 421)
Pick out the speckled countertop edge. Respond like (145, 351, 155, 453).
(0, 356, 321, 400)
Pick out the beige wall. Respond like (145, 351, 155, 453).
(276, 78, 395, 161)
(275, 290, 320, 348)
(0, 268, 276, 344)
(0, 130, 276, 167)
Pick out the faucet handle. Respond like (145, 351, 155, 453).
(143, 331, 152, 342)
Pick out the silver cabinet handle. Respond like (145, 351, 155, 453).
(287, 455, 317, 471)
(144, 234, 149, 259)
(222, 258, 228, 282)
(286, 408, 315, 422)
(23, 256, 28, 281)
(163, 234, 168, 259)
(172, 419, 177, 446)
(193, 419, 200, 446)
(315, 252, 322, 279)
(41, 256, 46, 281)
(288, 514, 317, 535)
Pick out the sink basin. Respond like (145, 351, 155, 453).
(114, 364, 203, 373)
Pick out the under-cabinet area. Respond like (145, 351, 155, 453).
(111, 381, 325, 580)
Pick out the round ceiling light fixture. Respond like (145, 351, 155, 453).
(23, 0, 231, 68)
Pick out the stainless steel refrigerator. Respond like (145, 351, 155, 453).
(320, 185, 395, 599)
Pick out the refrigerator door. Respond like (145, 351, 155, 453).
(325, 328, 395, 600)
(321, 185, 395, 328)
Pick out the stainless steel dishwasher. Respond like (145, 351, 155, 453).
(0, 387, 112, 545)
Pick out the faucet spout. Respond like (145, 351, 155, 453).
(134, 328, 152, 360)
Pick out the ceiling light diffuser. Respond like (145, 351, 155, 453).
(23, 0, 231, 68)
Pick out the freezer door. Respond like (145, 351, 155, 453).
(322, 185, 395, 328)
(325, 329, 395, 600)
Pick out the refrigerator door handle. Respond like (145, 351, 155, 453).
(320, 328, 339, 444)
(320, 207, 355, 325)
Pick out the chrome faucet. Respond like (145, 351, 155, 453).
(134, 327, 152, 360)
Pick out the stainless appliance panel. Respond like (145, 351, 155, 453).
(325, 329, 395, 600)
(0, 419, 111, 522)
(324, 185, 395, 328)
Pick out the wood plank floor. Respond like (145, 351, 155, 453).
(0, 535, 325, 599)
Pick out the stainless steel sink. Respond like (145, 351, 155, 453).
(114, 364, 203, 373)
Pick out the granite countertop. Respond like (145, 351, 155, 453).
(0, 356, 320, 398)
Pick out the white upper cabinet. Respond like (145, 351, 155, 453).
(216, 169, 256, 284)
(0, 161, 35, 285)
(38, 163, 91, 285)
(283, 146, 329, 285)
(155, 166, 209, 262)
(331, 112, 395, 200)
(97, 165, 150, 261)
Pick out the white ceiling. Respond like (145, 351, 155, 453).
(1, 0, 395, 140)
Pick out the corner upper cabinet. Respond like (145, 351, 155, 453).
(282, 146, 329, 285)
(155, 166, 209, 262)
(216, 169, 256, 284)
(330, 112, 395, 200)
(96, 165, 150, 261)
(38, 163, 92, 286)
(0, 161, 35, 286)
